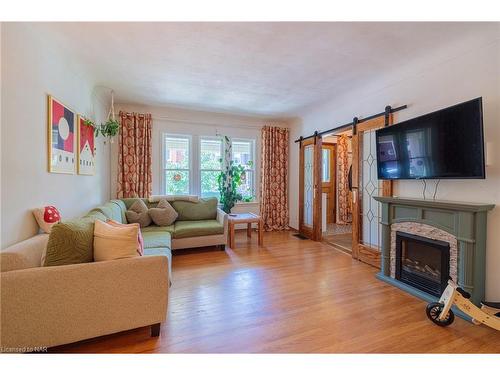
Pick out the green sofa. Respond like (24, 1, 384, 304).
(86, 197, 228, 276)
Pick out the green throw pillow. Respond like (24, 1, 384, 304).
(43, 217, 96, 266)
(172, 198, 218, 221)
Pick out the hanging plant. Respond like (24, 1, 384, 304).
(96, 119, 119, 138)
(83, 90, 119, 143)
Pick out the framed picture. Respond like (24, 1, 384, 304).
(77, 115, 96, 175)
(47, 95, 76, 174)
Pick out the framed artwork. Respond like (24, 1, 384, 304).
(47, 95, 76, 174)
(77, 115, 96, 175)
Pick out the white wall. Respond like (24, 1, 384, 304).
(111, 103, 289, 219)
(290, 36, 500, 299)
(1, 23, 111, 248)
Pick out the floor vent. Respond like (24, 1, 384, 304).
(293, 233, 308, 240)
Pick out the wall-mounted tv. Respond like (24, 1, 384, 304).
(376, 98, 485, 180)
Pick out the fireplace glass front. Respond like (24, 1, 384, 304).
(395, 231, 450, 297)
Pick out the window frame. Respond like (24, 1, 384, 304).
(199, 135, 224, 199)
(161, 133, 193, 196)
(160, 133, 257, 203)
(231, 137, 256, 201)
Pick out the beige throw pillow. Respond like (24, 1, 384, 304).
(148, 199, 178, 226)
(125, 199, 152, 227)
(93, 220, 141, 262)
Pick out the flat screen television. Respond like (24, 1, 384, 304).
(376, 98, 485, 180)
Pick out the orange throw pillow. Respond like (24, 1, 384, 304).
(106, 219, 144, 256)
(93, 220, 143, 262)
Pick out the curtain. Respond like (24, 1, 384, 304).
(337, 134, 352, 224)
(116, 111, 152, 198)
(260, 126, 289, 231)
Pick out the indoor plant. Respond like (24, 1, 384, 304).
(217, 136, 252, 213)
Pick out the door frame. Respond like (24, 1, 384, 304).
(299, 135, 323, 241)
(321, 143, 336, 224)
(351, 114, 393, 267)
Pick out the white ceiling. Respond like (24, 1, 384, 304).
(36, 22, 499, 117)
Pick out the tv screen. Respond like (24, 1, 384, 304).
(376, 98, 485, 180)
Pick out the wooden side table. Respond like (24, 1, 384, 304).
(227, 213, 264, 249)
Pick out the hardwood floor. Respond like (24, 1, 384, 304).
(323, 232, 352, 253)
(53, 231, 500, 353)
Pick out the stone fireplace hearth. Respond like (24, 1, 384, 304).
(373, 196, 494, 307)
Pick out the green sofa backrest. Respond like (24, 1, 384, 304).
(118, 197, 218, 221)
(171, 198, 218, 221)
(90, 202, 124, 223)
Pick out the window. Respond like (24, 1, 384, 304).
(200, 137, 223, 198)
(322, 148, 331, 182)
(161, 133, 256, 202)
(163, 135, 190, 195)
(232, 139, 255, 201)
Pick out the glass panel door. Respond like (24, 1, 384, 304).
(299, 136, 322, 241)
(361, 129, 382, 250)
(303, 145, 314, 226)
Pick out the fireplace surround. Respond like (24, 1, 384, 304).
(373, 196, 494, 308)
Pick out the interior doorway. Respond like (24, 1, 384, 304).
(321, 131, 353, 253)
(298, 135, 322, 241)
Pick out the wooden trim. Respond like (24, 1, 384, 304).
(351, 130, 360, 260)
(313, 136, 323, 241)
(358, 244, 381, 268)
(321, 144, 336, 224)
(298, 136, 322, 241)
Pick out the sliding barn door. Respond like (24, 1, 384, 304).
(299, 136, 322, 241)
(352, 115, 393, 267)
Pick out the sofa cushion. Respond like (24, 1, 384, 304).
(110, 199, 128, 223)
(121, 198, 154, 209)
(91, 205, 114, 220)
(141, 225, 175, 233)
(149, 199, 178, 226)
(172, 198, 218, 221)
(93, 220, 142, 262)
(144, 247, 172, 284)
(142, 231, 171, 249)
(43, 217, 96, 266)
(83, 211, 107, 222)
(173, 220, 224, 239)
(126, 199, 152, 227)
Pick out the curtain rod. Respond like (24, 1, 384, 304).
(294, 104, 407, 143)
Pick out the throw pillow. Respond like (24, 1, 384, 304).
(106, 219, 144, 256)
(148, 199, 178, 226)
(93, 220, 142, 262)
(43, 217, 95, 266)
(32, 205, 61, 233)
(172, 198, 218, 221)
(125, 199, 152, 227)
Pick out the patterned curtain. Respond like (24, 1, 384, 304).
(337, 134, 352, 224)
(116, 111, 152, 198)
(259, 126, 289, 231)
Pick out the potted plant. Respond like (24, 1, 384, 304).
(83, 118, 119, 143)
(217, 160, 246, 213)
(217, 136, 253, 213)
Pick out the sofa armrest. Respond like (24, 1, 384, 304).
(0, 255, 169, 349)
(217, 208, 228, 233)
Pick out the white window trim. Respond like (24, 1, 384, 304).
(231, 137, 257, 202)
(199, 135, 223, 198)
(161, 133, 258, 202)
(160, 133, 193, 195)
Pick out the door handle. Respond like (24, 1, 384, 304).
(351, 186, 358, 204)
